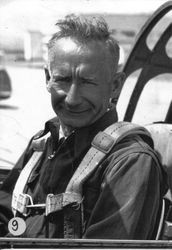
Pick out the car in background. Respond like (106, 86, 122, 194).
(0, 51, 12, 99)
(0, 51, 13, 187)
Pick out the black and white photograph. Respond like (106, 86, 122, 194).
(0, 0, 172, 248)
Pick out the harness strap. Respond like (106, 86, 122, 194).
(61, 121, 152, 238)
(12, 151, 43, 216)
(11, 133, 49, 216)
(66, 121, 151, 195)
(45, 123, 147, 213)
(11, 121, 152, 238)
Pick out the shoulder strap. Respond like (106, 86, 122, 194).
(11, 133, 49, 216)
(66, 121, 152, 194)
(104, 121, 153, 147)
(11, 121, 152, 233)
(60, 121, 152, 238)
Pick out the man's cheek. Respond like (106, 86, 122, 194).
(51, 97, 62, 113)
(51, 91, 66, 107)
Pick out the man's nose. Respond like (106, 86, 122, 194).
(65, 83, 82, 107)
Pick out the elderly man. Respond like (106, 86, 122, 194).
(0, 15, 166, 239)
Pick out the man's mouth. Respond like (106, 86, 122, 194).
(66, 109, 89, 114)
(57, 104, 90, 115)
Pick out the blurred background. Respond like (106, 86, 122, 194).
(0, 0, 171, 170)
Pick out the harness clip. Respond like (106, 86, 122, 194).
(46, 192, 82, 216)
(92, 131, 115, 154)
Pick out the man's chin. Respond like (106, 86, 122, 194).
(61, 117, 92, 129)
(57, 110, 102, 129)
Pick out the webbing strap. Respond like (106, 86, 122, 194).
(63, 121, 151, 238)
(11, 121, 151, 237)
(66, 121, 150, 194)
(12, 151, 43, 216)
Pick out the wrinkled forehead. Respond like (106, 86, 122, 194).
(48, 37, 114, 66)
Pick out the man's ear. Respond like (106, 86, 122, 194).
(44, 65, 50, 84)
(111, 72, 126, 102)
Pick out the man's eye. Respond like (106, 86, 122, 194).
(81, 79, 97, 85)
(61, 77, 71, 83)
(53, 77, 71, 83)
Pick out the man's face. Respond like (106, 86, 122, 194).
(47, 37, 116, 129)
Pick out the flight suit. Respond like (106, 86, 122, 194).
(0, 109, 167, 239)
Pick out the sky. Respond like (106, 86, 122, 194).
(0, 0, 170, 49)
(0, 0, 170, 33)
(0, 0, 169, 15)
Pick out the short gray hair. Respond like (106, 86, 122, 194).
(48, 14, 119, 68)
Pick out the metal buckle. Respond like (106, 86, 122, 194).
(12, 193, 32, 216)
(46, 192, 82, 216)
(92, 131, 115, 154)
(46, 193, 63, 215)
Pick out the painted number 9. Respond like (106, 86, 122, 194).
(8, 217, 26, 236)
(12, 219, 18, 231)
